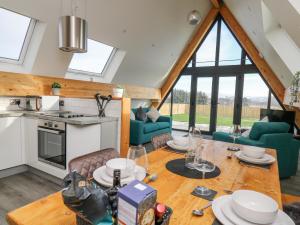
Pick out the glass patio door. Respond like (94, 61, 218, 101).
(216, 76, 237, 132)
(194, 77, 213, 132)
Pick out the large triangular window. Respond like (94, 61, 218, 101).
(159, 16, 283, 134)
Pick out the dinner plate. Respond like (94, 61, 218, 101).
(214, 195, 295, 225)
(235, 151, 275, 165)
(166, 140, 189, 151)
(93, 165, 146, 187)
(212, 195, 234, 225)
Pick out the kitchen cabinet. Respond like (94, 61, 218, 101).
(66, 123, 101, 171)
(22, 117, 38, 165)
(0, 117, 22, 170)
(100, 120, 118, 150)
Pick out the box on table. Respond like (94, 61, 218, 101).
(118, 180, 157, 225)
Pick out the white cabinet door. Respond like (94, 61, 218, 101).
(100, 121, 118, 151)
(66, 124, 101, 171)
(22, 117, 38, 165)
(0, 117, 22, 170)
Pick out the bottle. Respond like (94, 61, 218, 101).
(108, 169, 121, 225)
(113, 169, 121, 188)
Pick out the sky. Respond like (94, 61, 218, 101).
(0, 8, 31, 60)
(175, 20, 269, 98)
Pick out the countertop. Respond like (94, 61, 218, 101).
(0, 111, 118, 125)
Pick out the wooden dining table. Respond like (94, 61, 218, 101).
(6, 140, 282, 225)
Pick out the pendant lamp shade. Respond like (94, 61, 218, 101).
(58, 15, 88, 53)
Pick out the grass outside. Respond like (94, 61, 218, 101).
(172, 114, 257, 128)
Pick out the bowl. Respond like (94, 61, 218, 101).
(106, 158, 136, 178)
(231, 190, 278, 224)
(241, 147, 265, 159)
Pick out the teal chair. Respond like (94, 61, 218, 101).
(213, 122, 300, 179)
(130, 108, 172, 145)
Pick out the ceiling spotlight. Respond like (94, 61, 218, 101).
(187, 10, 201, 25)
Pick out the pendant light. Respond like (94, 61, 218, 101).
(187, 10, 201, 25)
(187, 0, 201, 26)
(58, 0, 88, 53)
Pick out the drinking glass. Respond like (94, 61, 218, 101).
(127, 146, 148, 180)
(228, 124, 242, 151)
(193, 143, 216, 196)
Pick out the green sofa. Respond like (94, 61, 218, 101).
(213, 122, 300, 179)
(130, 108, 172, 145)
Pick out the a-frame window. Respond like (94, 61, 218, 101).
(159, 16, 283, 134)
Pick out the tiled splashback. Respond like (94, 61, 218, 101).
(0, 96, 150, 113)
(0, 97, 33, 111)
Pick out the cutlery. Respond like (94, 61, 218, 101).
(223, 189, 233, 194)
(192, 201, 212, 216)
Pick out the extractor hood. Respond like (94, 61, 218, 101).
(58, 15, 88, 53)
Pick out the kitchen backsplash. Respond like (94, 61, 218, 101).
(0, 97, 33, 111)
(0, 96, 121, 117)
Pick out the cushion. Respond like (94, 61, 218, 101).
(157, 122, 170, 129)
(144, 123, 159, 133)
(146, 108, 160, 122)
(242, 116, 269, 138)
(135, 106, 147, 122)
(130, 110, 135, 120)
(249, 122, 290, 140)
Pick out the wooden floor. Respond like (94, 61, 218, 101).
(0, 172, 61, 225)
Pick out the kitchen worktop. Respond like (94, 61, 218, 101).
(0, 111, 118, 125)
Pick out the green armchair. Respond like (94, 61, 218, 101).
(130, 108, 172, 145)
(213, 122, 300, 179)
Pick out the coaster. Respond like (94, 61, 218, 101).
(191, 187, 217, 201)
(165, 158, 221, 179)
(212, 219, 222, 225)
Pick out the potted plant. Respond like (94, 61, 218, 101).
(289, 71, 300, 106)
(112, 85, 124, 97)
(52, 82, 61, 96)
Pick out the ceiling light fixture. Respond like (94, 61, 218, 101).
(187, 10, 201, 25)
(58, 0, 88, 53)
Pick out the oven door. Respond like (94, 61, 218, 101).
(38, 127, 66, 169)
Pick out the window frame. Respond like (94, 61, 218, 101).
(68, 39, 117, 77)
(158, 15, 285, 134)
(0, 8, 36, 64)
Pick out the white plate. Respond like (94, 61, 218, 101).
(235, 151, 275, 165)
(167, 140, 189, 151)
(214, 195, 295, 225)
(212, 195, 234, 225)
(93, 165, 146, 187)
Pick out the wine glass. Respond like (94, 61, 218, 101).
(127, 146, 148, 180)
(185, 126, 202, 169)
(228, 124, 242, 151)
(193, 143, 216, 196)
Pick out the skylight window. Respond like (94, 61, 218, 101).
(68, 39, 115, 76)
(0, 8, 35, 63)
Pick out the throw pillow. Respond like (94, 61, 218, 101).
(146, 108, 160, 123)
(130, 110, 135, 120)
(241, 116, 269, 138)
(135, 107, 147, 122)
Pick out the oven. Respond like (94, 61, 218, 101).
(38, 119, 66, 169)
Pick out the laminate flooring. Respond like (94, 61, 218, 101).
(0, 172, 61, 225)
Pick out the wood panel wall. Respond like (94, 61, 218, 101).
(0, 71, 161, 100)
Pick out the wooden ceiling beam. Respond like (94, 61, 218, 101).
(220, 5, 285, 102)
(158, 7, 219, 106)
(210, 0, 221, 8)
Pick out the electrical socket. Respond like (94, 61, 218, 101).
(10, 99, 21, 105)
